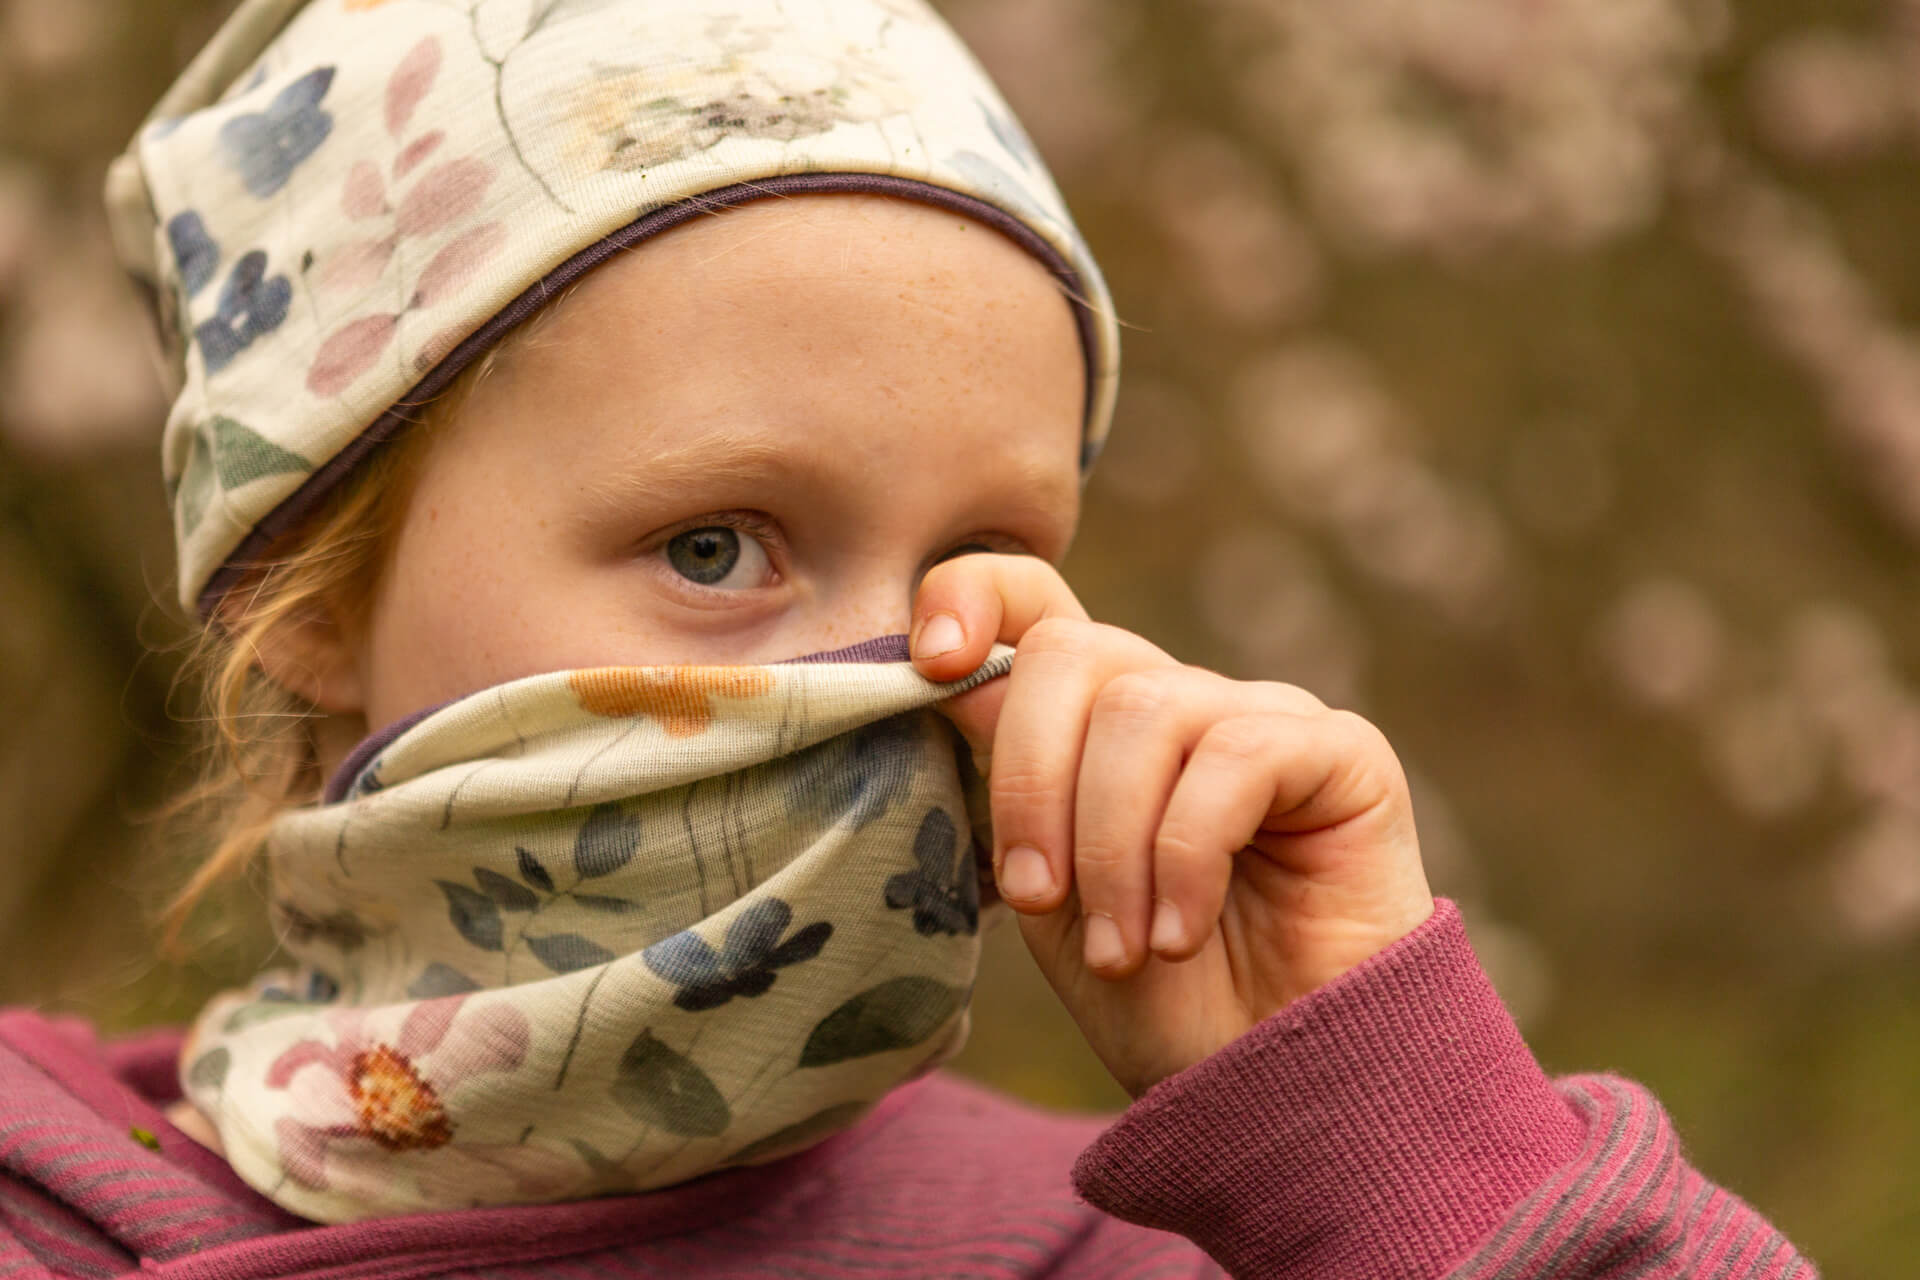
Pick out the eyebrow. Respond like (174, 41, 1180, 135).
(569, 424, 1079, 541)
(571, 431, 800, 521)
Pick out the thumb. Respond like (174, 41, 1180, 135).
(910, 553, 1088, 763)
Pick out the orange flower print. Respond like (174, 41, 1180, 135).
(569, 667, 776, 737)
(344, 0, 397, 11)
(349, 1042, 453, 1151)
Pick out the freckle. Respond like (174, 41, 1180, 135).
(429, 507, 439, 523)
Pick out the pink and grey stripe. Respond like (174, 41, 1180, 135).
(0, 903, 1815, 1278)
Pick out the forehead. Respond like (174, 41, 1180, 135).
(455, 194, 1087, 507)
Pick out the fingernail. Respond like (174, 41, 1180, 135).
(1083, 913, 1125, 971)
(1149, 899, 1185, 953)
(997, 845, 1052, 902)
(914, 613, 965, 661)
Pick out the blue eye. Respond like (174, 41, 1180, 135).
(664, 526, 771, 589)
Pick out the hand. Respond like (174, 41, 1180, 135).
(910, 554, 1435, 1096)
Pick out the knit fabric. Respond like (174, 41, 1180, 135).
(181, 642, 1013, 1222)
(102, 0, 1121, 613)
(0, 902, 1815, 1278)
(1076, 901, 1817, 1279)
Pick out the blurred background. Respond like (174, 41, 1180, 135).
(1, 0, 1915, 1271)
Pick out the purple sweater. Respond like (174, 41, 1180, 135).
(0, 902, 1813, 1278)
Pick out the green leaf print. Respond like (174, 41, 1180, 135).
(516, 846, 556, 893)
(187, 1046, 231, 1093)
(473, 866, 539, 912)
(174, 417, 307, 539)
(221, 1000, 317, 1032)
(209, 415, 309, 489)
(724, 1101, 868, 1165)
(525, 931, 616, 974)
(408, 962, 482, 998)
(435, 879, 504, 951)
(572, 893, 640, 914)
(799, 977, 966, 1069)
(568, 1138, 619, 1173)
(573, 802, 639, 879)
(176, 433, 216, 538)
(610, 1030, 731, 1138)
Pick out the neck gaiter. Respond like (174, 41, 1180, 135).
(182, 640, 1008, 1223)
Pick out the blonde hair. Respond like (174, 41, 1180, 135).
(161, 290, 579, 949)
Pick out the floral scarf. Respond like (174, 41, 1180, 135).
(182, 641, 1009, 1222)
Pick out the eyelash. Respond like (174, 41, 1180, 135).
(928, 536, 1023, 570)
(640, 513, 1032, 595)
(645, 511, 785, 594)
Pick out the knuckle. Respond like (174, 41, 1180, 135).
(1320, 709, 1408, 793)
(1254, 679, 1327, 712)
(1201, 715, 1272, 764)
(1017, 615, 1096, 662)
(1152, 824, 1211, 869)
(1325, 708, 1391, 754)
(1072, 837, 1130, 877)
(1091, 670, 1172, 725)
(989, 757, 1059, 807)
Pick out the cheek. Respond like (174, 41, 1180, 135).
(361, 498, 546, 726)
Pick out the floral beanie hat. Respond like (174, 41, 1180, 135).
(102, 0, 1120, 616)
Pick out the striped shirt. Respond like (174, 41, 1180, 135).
(0, 901, 1814, 1278)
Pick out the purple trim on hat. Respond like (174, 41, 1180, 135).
(197, 173, 1100, 618)
(320, 633, 924, 803)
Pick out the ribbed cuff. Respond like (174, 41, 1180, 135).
(1072, 899, 1586, 1280)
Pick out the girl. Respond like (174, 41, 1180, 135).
(0, 0, 1812, 1275)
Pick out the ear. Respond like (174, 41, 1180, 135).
(240, 599, 368, 716)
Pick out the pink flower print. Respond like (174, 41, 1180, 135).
(307, 314, 399, 396)
(317, 235, 395, 293)
(342, 161, 387, 219)
(394, 131, 444, 178)
(305, 35, 509, 399)
(266, 994, 530, 1190)
(393, 158, 491, 239)
(411, 223, 507, 310)
(385, 36, 441, 138)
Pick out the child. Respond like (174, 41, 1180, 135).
(0, 0, 1812, 1275)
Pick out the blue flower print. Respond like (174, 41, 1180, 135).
(167, 211, 220, 298)
(785, 714, 920, 830)
(219, 67, 336, 198)
(643, 898, 832, 1013)
(884, 808, 979, 937)
(195, 250, 291, 374)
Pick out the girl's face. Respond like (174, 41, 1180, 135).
(341, 194, 1086, 737)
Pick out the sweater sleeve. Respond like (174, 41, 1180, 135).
(1070, 900, 1818, 1280)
